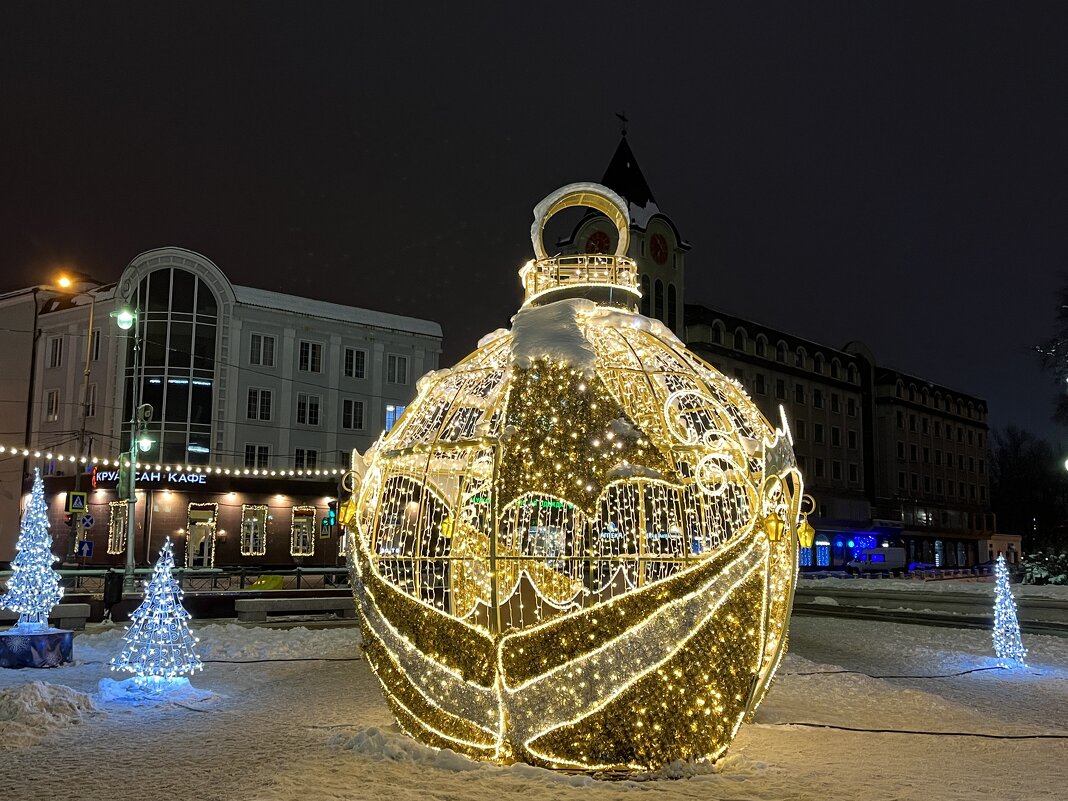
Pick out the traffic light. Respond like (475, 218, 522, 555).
(325, 501, 338, 528)
(64, 513, 73, 527)
(117, 461, 131, 498)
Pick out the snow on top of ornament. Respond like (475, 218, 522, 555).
(509, 298, 599, 372)
(477, 328, 510, 348)
(589, 305, 684, 347)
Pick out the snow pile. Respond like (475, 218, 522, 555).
(0, 681, 98, 746)
(332, 726, 482, 773)
(477, 328, 510, 348)
(810, 596, 839, 606)
(510, 299, 598, 372)
(800, 576, 1068, 600)
(591, 306, 684, 346)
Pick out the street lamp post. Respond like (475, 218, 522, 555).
(64, 278, 100, 561)
(112, 304, 152, 593)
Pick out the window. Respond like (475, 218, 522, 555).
(45, 389, 60, 422)
(90, 329, 101, 362)
(814, 423, 824, 444)
(45, 335, 65, 369)
(924, 476, 932, 492)
(832, 461, 842, 480)
(830, 361, 840, 379)
(734, 328, 747, 351)
(910, 444, 917, 461)
(244, 444, 269, 469)
(978, 432, 984, 447)
(294, 448, 318, 469)
(970, 484, 976, 500)
(734, 368, 745, 384)
(957, 428, 963, 443)
(814, 458, 825, 478)
(935, 450, 942, 466)
(796, 420, 806, 440)
(936, 478, 943, 494)
(831, 393, 840, 413)
(847, 397, 857, 417)
(979, 459, 985, 475)
(948, 480, 955, 495)
(922, 417, 929, 434)
(909, 414, 916, 432)
(831, 427, 841, 447)
(847, 430, 857, 450)
(967, 430, 974, 445)
(958, 455, 965, 470)
(755, 337, 767, 358)
(291, 506, 316, 557)
(298, 340, 322, 372)
(896, 410, 904, 428)
(897, 441, 905, 458)
(296, 393, 321, 426)
(754, 374, 766, 394)
(246, 388, 272, 421)
(795, 349, 805, 368)
(776, 342, 787, 363)
(240, 505, 268, 557)
(385, 403, 406, 431)
(934, 421, 942, 437)
(980, 486, 987, 502)
(898, 471, 906, 490)
(387, 354, 408, 384)
(946, 424, 953, 440)
(344, 347, 367, 379)
(86, 384, 97, 418)
(849, 463, 859, 483)
(923, 447, 930, 463)
(343, 398, 365, 430)
(814, 354, 824, 374)
(911, 473, 918, 491)
(968, 457, 975, 472)
(250, 333, 276, 367)
(813, 390, 824, 409)
(794, 384, 805, 404)
(710, 324, 723, 344)
(848, 364, 858, 384)
(775, 379, 786, 400)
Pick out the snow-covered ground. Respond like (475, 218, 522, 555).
(1, 617, 1066, 801)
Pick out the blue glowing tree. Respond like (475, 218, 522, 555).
(110, 537, 202, 684)
(993, 554, 1026, 666)
(1, 468, 64, 629)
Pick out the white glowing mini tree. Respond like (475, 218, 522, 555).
(993, 554, 1026, 666)
(0, 468, 64, 629)
(111, 538, 202, 684)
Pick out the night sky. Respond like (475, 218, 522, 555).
(3, 3, 1067, 444)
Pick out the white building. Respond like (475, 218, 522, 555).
(0, 246, 441, 560)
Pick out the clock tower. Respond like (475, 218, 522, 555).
(557, 133, 690, 333)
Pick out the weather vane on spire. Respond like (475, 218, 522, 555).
(615, 111, 629, 136)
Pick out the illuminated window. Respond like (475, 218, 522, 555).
(291, 506, 317, 556)
(815, 538, 831, 566)
(799, 546, 813, 567)
(108, 501, 128, 554)
(385, 404, 406, 431)
(240, 504, 268, 556)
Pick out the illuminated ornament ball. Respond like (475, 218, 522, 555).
(346, 182, 806, 771)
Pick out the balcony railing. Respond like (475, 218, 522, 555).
(521, 254, 640, 305)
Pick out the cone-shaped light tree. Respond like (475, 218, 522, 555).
(0, 468, 64, 629)
(110, 537, 202, 685)
(993, 554, 1027, 666)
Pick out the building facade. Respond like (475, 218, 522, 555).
(572, 135, 1020, 568)
(0, 247, 442, 564)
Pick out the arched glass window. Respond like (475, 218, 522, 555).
(710, 323, 723, 344)
(126, 267, 218, 465)
(814, 353, 824, 374)
(654, 279, 664, 322)
(640, 274, 651, 316)
(755, 336, 767, 358)
(831, 359, 840, 379)
(667, 284, 677, 332)
(734, 328, 748, 352)
(847, 364, 858, 384)
(776, 342, 787, 363)
(795, 347, 806, 368)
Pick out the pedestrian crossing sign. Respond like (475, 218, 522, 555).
(67, 491, 87, 513)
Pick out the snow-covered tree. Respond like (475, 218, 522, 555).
(1, 468, 64, 629)
(110, 537, 202, 684)
(993, 554, 1027, 666)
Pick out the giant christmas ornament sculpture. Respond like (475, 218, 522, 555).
(347, 183, 805, 770)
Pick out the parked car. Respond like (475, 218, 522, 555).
(846, 547, 906, 574)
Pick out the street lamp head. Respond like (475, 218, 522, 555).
(56, 275, 73, 288)
(138, 435, 153, 453)
(112, 308, 135, 330)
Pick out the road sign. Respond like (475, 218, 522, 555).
(67, 491, 87, 513)
(76, 540, 94, 558)
(80, 513, 95, 530)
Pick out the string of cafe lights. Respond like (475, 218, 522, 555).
(0, 441, 346, 479)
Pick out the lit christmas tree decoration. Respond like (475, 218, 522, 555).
(993, 554, 1026, 667)
(1, 468, 64, 630)
(344, 183, 806, 771)
(110, 537, 203, 687)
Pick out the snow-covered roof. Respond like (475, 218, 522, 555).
(232, 285, 442, 338)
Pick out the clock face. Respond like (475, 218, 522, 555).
(650, 233, 669, 265)
(586, 230, 611, 254)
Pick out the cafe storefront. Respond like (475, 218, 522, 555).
(42, 467, 343, 569)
